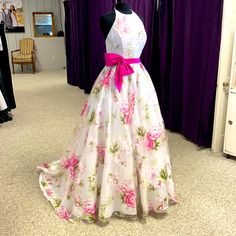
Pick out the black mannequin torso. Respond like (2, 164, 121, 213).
(99, 2, 143, 39)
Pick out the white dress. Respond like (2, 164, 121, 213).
(37, 9, 177, 223)
(0, 90, 7, 111)
(11, 12, 18, 27)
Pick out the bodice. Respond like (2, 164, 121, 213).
(105, 9, 147, 58)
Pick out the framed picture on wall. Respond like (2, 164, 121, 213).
(0, 0, 25, 33)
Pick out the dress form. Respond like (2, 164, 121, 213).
(99, 2, 133, 39)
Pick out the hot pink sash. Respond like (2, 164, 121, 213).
(104, 53, 140, 92)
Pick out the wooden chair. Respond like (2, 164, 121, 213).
(11, 38, 36, 74)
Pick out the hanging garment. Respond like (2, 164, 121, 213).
(0, 90, 7, 111)
(37, 9, 177, 223)
(0, 36, 3, 51)
(1, 9, 12, 28)
(0, 23, 16, 110)
(11, 12, 18, 27)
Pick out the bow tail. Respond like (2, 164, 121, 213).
(115, 63, 134, 92)
(115, 64, 123, 92)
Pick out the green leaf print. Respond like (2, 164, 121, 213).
(99, 204, 106, 219)
(144, 104, 150, 119)
(160, 169, 168, 180)
(91, 85, 101, 95)
(89, 110, 95, 123)
(128, 75, 132, 83)
(54, 199, 62, 208)
(40, 181, 46, 187)
(88, 174, 96, 192)
(89, 186, 96, 192)
(154, 140, 160, 150)
(97, 186, 101, 196)
(136, 126, 146, 137)
(83, 215, 95, 223)
(120, 115, 125, 125)
(99, 196, 114, 219)
(88, 215, 95, 222)
(120, 193, 125, 203)
(109, 142, 119, 154)
(79, 180, 84, 187)
(147, 184, 156, 191)
(101, 70, 106, 77)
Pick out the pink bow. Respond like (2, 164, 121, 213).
(105, 53, 140, 92)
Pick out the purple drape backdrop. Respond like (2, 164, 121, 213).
(64, 0, 85, 88)
(63, 0, 223, 147)
(64, 0, 157, 93)
(154, 0, 223, 147)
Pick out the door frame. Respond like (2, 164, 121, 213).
(212, 0, 236, 152)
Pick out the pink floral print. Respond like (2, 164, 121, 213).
(60, 154, 79, 180)
(57, 206, 71, 220)
(122, 26, 131, 34)
(45, 189, 53, 197)
(60, 153, 79, 169)
(115, 16, 131, 35)
(120, 103, 130, 124)
(83, 200, 96, 216)
(96, 144, 106, 164)
(68, 166, 76, 180)
(80, 101, 89, 117)
(116, 17, 126, 28)
(120, 92, 136, 125)
(74, 194, 81, 207)
(101, 76, 110, 87)
(96, 144, 106, 158)
(42, 162, 49, 168)
(145, 127, 164, 150)
(101, 70, 112, 87)
(156, 199, 167, 212)
(119, 183, 136, 208)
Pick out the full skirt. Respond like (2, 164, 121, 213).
(37, 63, 177, 223)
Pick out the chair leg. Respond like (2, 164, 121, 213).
(32, 62, 35, 74)
(12, 63, 15, 74)
(21, 65, 23, 72)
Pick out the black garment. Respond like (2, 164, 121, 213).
(0, 109, 12, 123)
(0, 23, 16, 110)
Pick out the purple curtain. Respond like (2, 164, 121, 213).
(64, 0, 114, 93)
(64, 0, 157, 93)
(154, 0, 223, 147)
(64, 0, 88, 91)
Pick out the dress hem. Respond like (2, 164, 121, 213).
(38, 172, 177, 224)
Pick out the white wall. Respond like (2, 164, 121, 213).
(5, 0, 66, 72)
(212, 0, 236, 152)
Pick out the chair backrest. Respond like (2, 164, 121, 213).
(19, 38, 34, 55)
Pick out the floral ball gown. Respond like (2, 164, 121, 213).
(37, 9, 177, 223)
